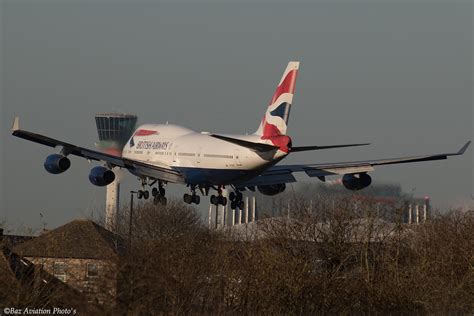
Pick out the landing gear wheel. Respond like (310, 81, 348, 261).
(159, 187, 165, 196)
(239, 201, 245, 210)
(138, 190, 144, 199)
(218, 196, 227, 206)
(152, 188, 159, 197)
(210, 195, 218, 206)
(230, 201, 237, 209)
(192, 195, 200, 205)
(183, 193, 193, 204)
(230, 191, 243, 204)
(143, 190, 150, 200)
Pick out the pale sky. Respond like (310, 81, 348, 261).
(1, 0, 472, 232)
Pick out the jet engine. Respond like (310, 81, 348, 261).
(44, 154, 71, 174)
(89, 166, 115, 186)
(257, 183, 286, 196)
(342, 173, 372, 191)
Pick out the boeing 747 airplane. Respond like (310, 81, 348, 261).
(12, 62, 470, 209)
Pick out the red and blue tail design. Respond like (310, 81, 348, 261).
(255, 61, 300, 139)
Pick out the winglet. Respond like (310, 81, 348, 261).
(457, 141, 471, 155)
(12, 116, 20, 132)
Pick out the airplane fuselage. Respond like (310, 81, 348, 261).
(122, 124, 287, 185)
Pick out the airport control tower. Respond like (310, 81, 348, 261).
(95, 113, 137, 230)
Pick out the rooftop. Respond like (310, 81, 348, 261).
(14, 219, 125, 260)
(95, 113, 137, 118)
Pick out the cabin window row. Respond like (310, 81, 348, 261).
(129, 151, 235, 159)
(178, 152, 196, 157)
(203, 154, 233, 159)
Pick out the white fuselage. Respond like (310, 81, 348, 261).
(121, 124, 287, 185)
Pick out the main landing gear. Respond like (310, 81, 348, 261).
(183, 193, 200, 205)
(229, 191, 244, 210)
(182, 185, 242, 208)
(183, 186, 201, 205)
(137, 179, 167, 206)
(210, 186, 227, 206)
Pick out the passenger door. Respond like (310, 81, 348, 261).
(234, 149, 241, 166)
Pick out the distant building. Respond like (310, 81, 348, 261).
(94, 113, 137, 156)
(95, 113, 138, 230)
(254, 183, 430, 224)
(13, 219, 125, 307)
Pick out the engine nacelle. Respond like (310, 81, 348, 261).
(342, 173, 372, 191)
(257, 183, 286, 196)
(44, 154, 71, 174)
(89, 166, 115, 186)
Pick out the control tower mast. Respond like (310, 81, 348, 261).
(94, 113, 137, 230)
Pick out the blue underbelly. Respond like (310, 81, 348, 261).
(173, 167, 255, 185)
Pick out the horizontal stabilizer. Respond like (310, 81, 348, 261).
(210, 134, 279, 152)
(291, 142, 370, 152)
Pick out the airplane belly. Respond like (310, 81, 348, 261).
(173, 167, 258, 185)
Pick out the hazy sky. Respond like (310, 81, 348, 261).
(1, 0, 472, 232)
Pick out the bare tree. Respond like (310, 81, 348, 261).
(99, 196, 473, 314)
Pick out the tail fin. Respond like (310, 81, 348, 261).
(255, 61, 300, 138)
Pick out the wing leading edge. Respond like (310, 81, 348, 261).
(236, 141, 471, 187)
(11, 117, 184, 183)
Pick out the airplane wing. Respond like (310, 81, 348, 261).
(235, 141, 471, 188)
(11, 117, 184, 183)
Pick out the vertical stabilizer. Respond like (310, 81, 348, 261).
(255, 61, 300, 137)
